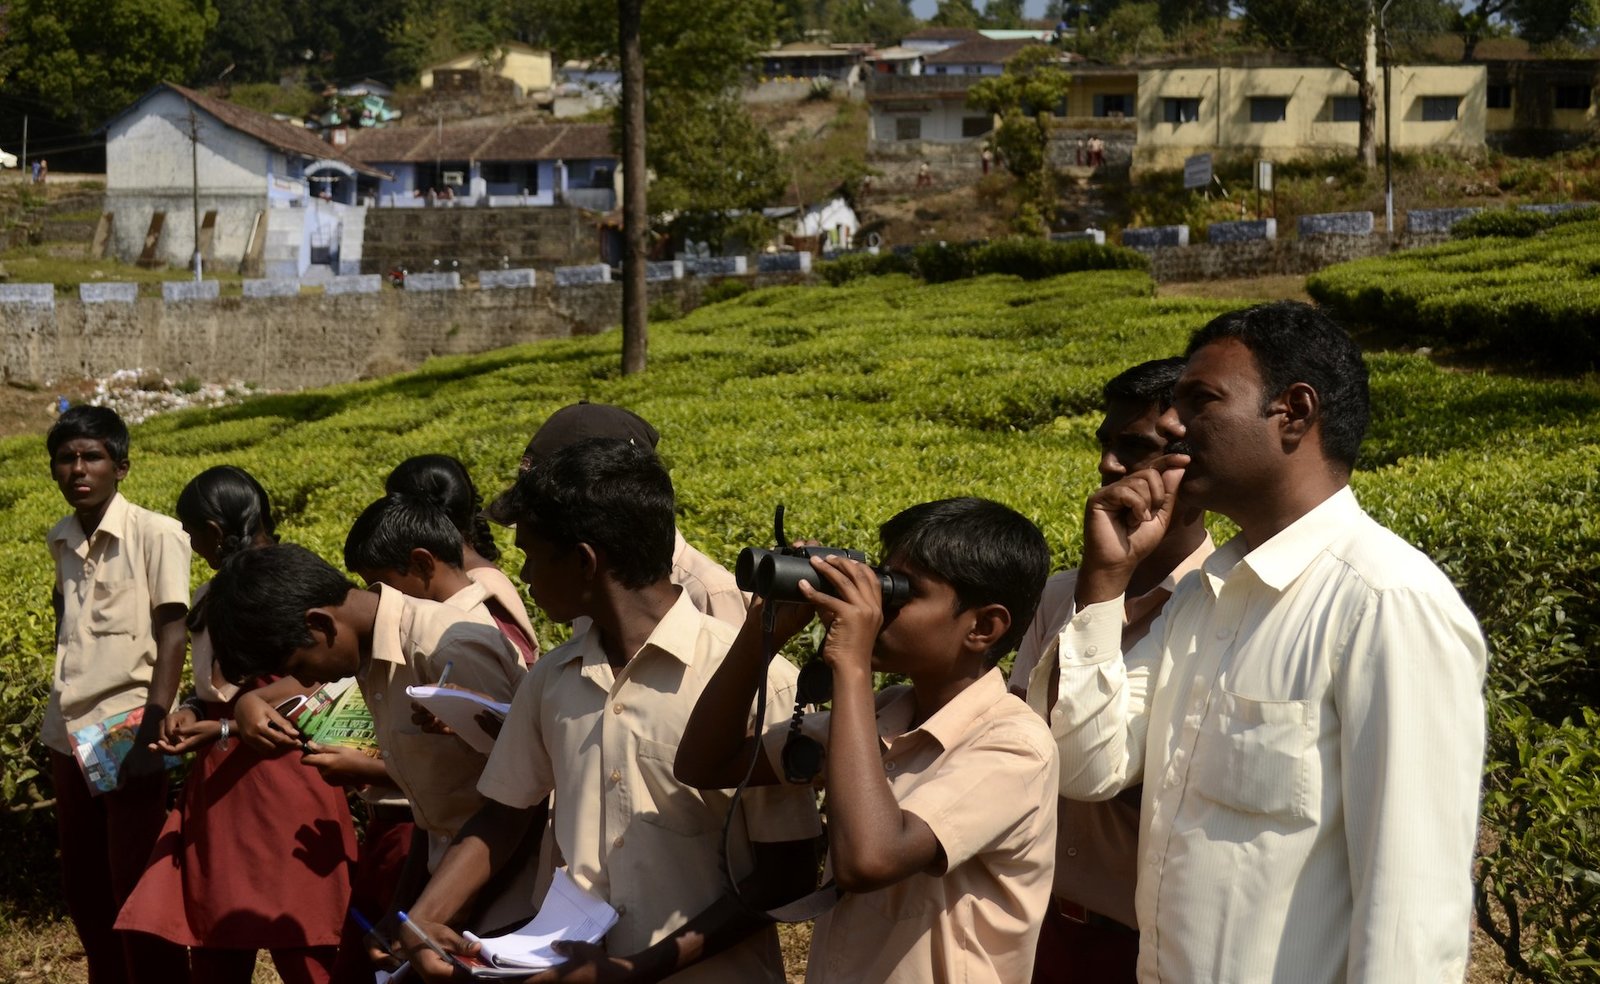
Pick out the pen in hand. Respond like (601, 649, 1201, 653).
(397, 910, 455, 966)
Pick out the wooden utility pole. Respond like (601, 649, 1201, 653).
(188, 103, 203, 280)
(619, 0, 648, 375)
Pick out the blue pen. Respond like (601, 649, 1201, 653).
(397, 910, 454, 965)
(437, 660, 454, 687)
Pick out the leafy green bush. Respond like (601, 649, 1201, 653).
(1452, 205, 1600, 240)
(1476, 701, 1600, 981)
(699, 278, 752, 305)
(825, 238, 1147, 286)
(1308, 218, 1600, 368)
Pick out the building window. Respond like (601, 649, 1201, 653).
(1163, 97, 1201, 124)
(1421, 96, 1460, 121)
(1553, 84, 1592, 110)
(1093, 93, 1132, 118)
(482, 162, 516, 184)
(1487, 83, 1513, 109)
(962, 116, 993, 137)
(1249, 97, 1288, 122)
(965, 65, 982, 75)
(895, 116, 922, 140)
(1330, 96, 1361, 122)
(932, 66, 948, 75)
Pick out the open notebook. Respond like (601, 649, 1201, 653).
(459, 868, 620, 975)
(404, 685, 511, 754)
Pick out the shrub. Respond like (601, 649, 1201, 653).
(1453, 205, 1600, 240)
(911, 241, 983, 284)
(823, 238, 1147, 286)
(699, 278, 751, 305)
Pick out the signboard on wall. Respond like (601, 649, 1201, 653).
(1183, 152, 1212, 190)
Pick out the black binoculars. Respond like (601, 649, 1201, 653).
(736, 544, 911, 610)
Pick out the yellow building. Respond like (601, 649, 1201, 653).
(1484, 57, 1599, 154)
(1134, 64, 1486, 170)
(419, 43, 555, 98)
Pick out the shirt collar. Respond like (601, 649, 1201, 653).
(571, 586, 701, 681)
(880, 666, 1009, 752)
(443, 580, 488, 612)
(1203, 486, 1359, 594)
(369, 584, 408, 666)
(52, 492, 130, 549)
(1150, 532, 1215, 597)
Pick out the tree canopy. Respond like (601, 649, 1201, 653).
(1, 0, 217, 129)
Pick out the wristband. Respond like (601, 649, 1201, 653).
(181, 696, 207, 719)
(218, 718, 233, 751)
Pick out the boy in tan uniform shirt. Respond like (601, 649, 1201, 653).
(678, 497, 1060, 984)
(44, 405, 191, 984)
(403, 438, 818, 983)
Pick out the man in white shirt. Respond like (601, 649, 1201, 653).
(1009, 357, 1213, 984)
(1047, 302, 1486, 983)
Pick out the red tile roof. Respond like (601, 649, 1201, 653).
(344, 123, 614, 164)
(162, 83, 389, 178)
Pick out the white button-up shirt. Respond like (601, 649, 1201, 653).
(1048, 487, 1486, 983)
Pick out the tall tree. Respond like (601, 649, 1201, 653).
(1245, 0, 1448, 168)
(524, 0, 777, 374)
(830, 0, 919, 44)
(985, 0, 1028, 29)
(620, 0, 647, 375)
(931, 0, 983, 28)
(1, 0, 217, 128)
(968, 45, 1074, 234)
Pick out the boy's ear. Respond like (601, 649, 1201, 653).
(114, 459, 130, 482)
(304, 607, 339, 645)
(964, 603, 1012, 655)
(575, 542, 601, 581)
(408, 548, 437, 581)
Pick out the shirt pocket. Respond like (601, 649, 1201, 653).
(1189, 690, 1315, 823)
(86, 577, 139, 636)
(634, 737, 706, 837)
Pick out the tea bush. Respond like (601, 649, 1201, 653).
(1307, 217, 1600, 368)
(1, 270, 1596, 977)
(820, 238, 1146, 286)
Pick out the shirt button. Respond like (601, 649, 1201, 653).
(1084, 645, 1098, 657)
(610, 769, 622, 783)
(613, 835, 624, 848)
(1066, 847, 1078, 857)
(615, 904, 627, 917)
(372, 692, 383, 702)
(612, 704, 624, 714)
(884, 761, 897, 772)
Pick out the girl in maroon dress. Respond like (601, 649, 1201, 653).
(116, 466, 357, 984)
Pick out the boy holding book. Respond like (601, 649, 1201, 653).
(402, 438, 819, 983)
(676, 497, 1060, 984)
(204, 541, 534, 943)
(44, 405, 191, 984)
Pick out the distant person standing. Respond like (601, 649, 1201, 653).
(39, 158, 48, 183)
(1088, 136, 1104, 168)
(916, 161, 932, 188)
(1075, 136, 1086, 166)
(31, 159, 41, 183)
(982, 146, 994, 175)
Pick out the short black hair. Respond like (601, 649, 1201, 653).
(1102, 356, 1185, 408)
(878, 498, 1050, 663)
(386, 454, 500, 562)
(176, 465, 279, 562)
(1186, 301, 1370, 470)
(492, 437, 674, 589)
(204, 543, 355, 684)
(47, 406, 130, 462)
(345, 493, 465, 573)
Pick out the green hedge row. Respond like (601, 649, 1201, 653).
(1307, 218, 1600, 369)
(819, 236, 1148, 286)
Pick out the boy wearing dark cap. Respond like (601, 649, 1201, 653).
(516, 402, 746, 627)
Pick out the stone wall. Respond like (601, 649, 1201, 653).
(360, 205, 601, 277)
(1144, 232, 1449, 282)
(1, 272, 808, 389)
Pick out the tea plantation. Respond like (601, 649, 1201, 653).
(1, 268, 1595, 978)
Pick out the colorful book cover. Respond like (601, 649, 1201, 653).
(70, 706, 181, 796)
(295, 682, 380, 754)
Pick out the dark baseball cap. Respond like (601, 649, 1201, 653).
(489, 403, 661, 526)
(519, 402, 660, 472)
